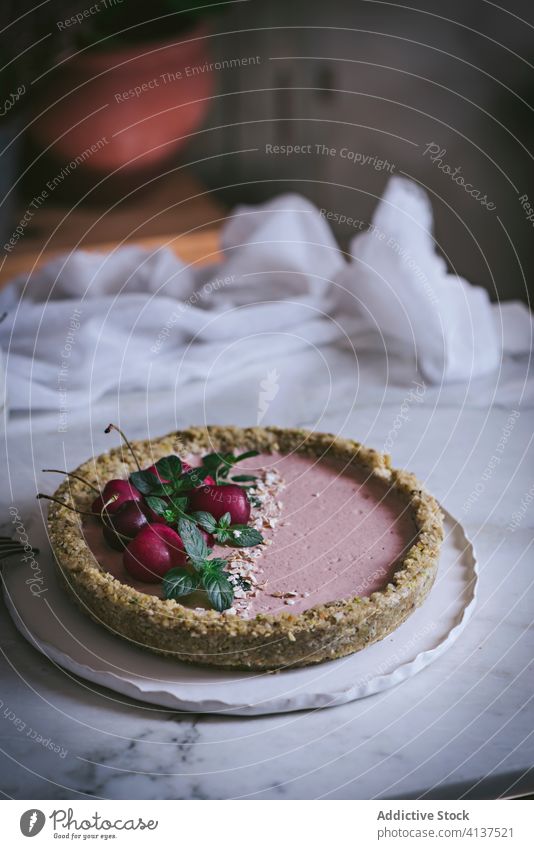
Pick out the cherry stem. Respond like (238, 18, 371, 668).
(42, 469, 100, 494)
(100, 495, 118, 523)
(36, 493, 97, 517)
(105, 423, 142, 472)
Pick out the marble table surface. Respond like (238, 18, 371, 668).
(1, 355, 533, 800)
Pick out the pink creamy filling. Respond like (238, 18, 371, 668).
(83, 452, 418, 616)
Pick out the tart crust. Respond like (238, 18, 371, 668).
(47, 426, 444, 670)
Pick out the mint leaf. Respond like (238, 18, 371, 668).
(155, 455, 182, 482)
(202, 570, 234, 612)
(150, 481, 176, 497)
(166, 495, 188, 513)
(177, 467, 206, 491)
(129, 469, 160, 494)
(192, 511, 263, 548)
(162, 568, 198, 600)
(226, 527, 264, 547)
(205, 558, 228, 570)
(235, 450, 259, 462)
(201, 451, 230, 472)
(191, 511, 217, 533)
(213, 525, 264, 547)
(145, 495, 187, 524)
(200, 449, 258, 483)
(177, 516, 208, 563)
(214, 530, 232, 543)
(145, 496, 168, 516)
(199, 452, 233, 482)
(231, 474, 258, 483)
(217, 457, 237, 479)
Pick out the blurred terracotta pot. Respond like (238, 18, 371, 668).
(31, 23, 213, 174)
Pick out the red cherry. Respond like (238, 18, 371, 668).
(103, 525, 126, 551)
(188, 484, 251, 524)
(92, 479, 141, 516)
(123, 524, 188, 582)
(103, 501, 148, 550)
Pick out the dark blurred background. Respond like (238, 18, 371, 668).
(1, 0, 533, 301)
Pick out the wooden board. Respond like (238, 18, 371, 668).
(0, 172, 224, 286)
(0, 229, 221, 286)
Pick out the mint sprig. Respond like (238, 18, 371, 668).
(162, 554, 235, 611)
(129, 451, 264, 612)
(198, 450, 259, 485)
(145, 494, 188, 525)
(129, 451, 260, 497)
(129, 456, 203, 499)
(192, 510, 264, 547)
(168, 512, 236, 610)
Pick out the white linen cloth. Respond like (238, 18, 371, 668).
(0, 176, 531, 412)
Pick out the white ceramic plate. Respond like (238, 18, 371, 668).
(2, 508, 477, 716)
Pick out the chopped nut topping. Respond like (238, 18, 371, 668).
(225, 463, 286, 617)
